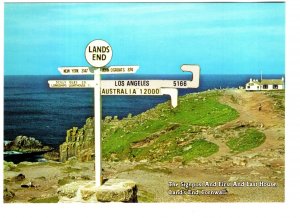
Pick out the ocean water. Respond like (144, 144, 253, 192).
(4, 73, 281, 147)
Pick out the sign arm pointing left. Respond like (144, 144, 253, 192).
(58, 66, 139, 75)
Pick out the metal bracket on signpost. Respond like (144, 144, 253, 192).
(48, 39, 200, 187)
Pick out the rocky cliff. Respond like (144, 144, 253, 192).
(59, 117, 95, 162)
(59, 115, 121, 162)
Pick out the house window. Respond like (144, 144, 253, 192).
(257, 86, 259, 89)
(263, 85, 268, 89)
(273, 85, 278, 89)
(247, 86, 250, 89)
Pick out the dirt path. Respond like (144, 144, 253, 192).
(219, 89, 284, 153)
(221, 89, 283, 127)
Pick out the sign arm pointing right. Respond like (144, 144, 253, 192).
(180, 64, 200, 88)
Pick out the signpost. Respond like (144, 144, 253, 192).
(48, 39, 200, 187)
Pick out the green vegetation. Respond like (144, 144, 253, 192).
(182, 140, 219, 161)
(160, 139, 219, 162)
(226, 128, 266, 152)
(102, 91, 238, 162)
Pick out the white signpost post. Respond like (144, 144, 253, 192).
(48, 39, 200, 187)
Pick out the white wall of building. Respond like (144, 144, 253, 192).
(246, 83, 261, 91)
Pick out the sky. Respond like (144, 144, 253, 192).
(4, 2, 285, 75)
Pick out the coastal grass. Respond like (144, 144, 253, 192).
(102, 91, 238, 161)
(226, 128, 266, 152)
(182, 140, 219, 161)
(160, 139, 219, 162)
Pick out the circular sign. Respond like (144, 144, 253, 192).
(85, 39, 112, 67)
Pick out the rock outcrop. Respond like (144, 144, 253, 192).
(57, 179, 138, 203)
(59, 117, 95, 162)
(5, 136, 51, 153)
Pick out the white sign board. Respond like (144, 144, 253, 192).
(48, 80, 95, 88)
(85, 40, 112, 67)
(58, 66, 139, 75)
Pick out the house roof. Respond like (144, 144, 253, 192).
(246, 82, 260, 86)
(260, 79, 284, 85)
(246, 79, 284, 86)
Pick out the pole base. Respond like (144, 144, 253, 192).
(57, 179, 138, 202)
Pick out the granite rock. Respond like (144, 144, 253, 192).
(58, 179, 137, 203)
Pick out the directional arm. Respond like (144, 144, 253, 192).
(100, 64, 200, 89)
(181, 64, 200, 88)
(58, 66, 139, 75)
(161, 88, 178, 108)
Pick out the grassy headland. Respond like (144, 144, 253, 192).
(102, 90, 239, 162)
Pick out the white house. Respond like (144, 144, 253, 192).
(245, 77, 285, 91)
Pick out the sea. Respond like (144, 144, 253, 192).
(4, 73, 282, 148)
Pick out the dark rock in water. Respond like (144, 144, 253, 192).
(13, 173, 26, 182)
(5, 135, 52, 153)
(3, 187, 15, 202)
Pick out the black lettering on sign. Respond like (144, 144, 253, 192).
(93, 54, 106, 61)
(101, 67, 109, 72)
(89, 46, 110, 53)
(127, 80, 149, 86)
(173, 81, 187, 87)
(115, 81, 125, 86)
(143, 88, 160, 95)
(110, 67, 124, 72)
